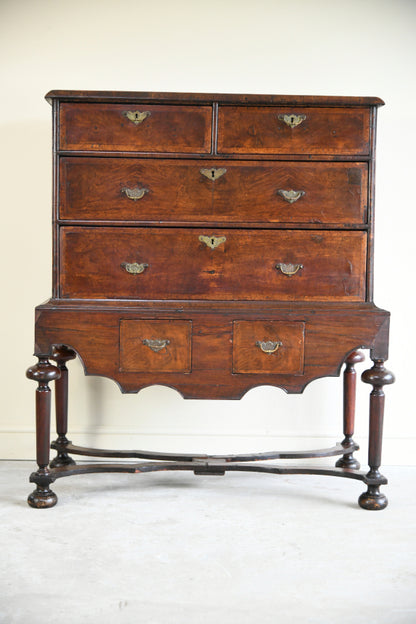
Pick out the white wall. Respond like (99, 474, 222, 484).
(0, 0, 415, 465)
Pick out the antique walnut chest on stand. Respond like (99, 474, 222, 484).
(27, 90, 394, 509)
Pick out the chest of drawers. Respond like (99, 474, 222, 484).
(26, 91, 394, 510)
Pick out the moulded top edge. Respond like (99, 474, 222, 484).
(36, 298, 387, 313)
(45, 90, 385, 107)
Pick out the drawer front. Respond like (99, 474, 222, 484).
(211, 161, 367, 224)
(59, 157, 212, 222)
(218, 106, 370, 155)
(60, 158, 367, 225)
(120, 319, 192, 372)
(233, 321, 305, 374)
(60, 227, 367, 301)
(59, 103, 212, 153)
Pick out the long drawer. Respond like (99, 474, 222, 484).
(218, 106, 371, 155)
(60, 227, 367, 301)
(59, 158, 367, 224)
(59, 103, 212, 153)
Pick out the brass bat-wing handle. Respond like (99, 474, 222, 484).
(255, 340, 282, 354)
(275, 263, 304, 276)
(277, 189, 305, 204)
(142, 339, 170, 353)
(122, 187, 149, 200)
(121, 262, 149, 274)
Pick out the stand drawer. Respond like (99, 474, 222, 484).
(218, 106, 370, 155)
(233, 321, 305, 374)
(59, 103, 212, 153)
(120, 319, 192, 372)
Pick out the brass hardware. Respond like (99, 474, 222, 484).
(275, 262, 304, 276)
(277, 189, 305, 204)
(123, 110, 151, 125)
(200, 167, 227, 181)
(255, 340, 282, 354)
(278, 113, 306, 128)
(121, 262, 149, 274)
(142, 338, 170, 353)
(121, 187, 149, 200)
(199, 235, 226, 250)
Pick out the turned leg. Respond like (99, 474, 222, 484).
(359, 359, 395, 510)
(26, 357, 61, 508)
(336, 350, 364, 470)
(50, 345, 76, 468)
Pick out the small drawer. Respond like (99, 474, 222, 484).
(218, 106, 370, 155)
(233, 321, 305, 374)
(59, 103, 212, 153)
(120, 319, 192, 372)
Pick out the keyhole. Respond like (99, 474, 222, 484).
(134, 113, 139, 121)
(290, 115, 295, 125)
(210, 237, 215, 246)
(211, 169, 215, 179)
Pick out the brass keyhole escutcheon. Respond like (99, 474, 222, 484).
(200, 168, 227, 181)
(278, 113, 306, 128)
(123, 110, 151, 125)
(199, 235, 226, 250)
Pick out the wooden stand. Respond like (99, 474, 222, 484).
(26, 347, 394, 509)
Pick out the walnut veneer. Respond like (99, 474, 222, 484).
(26, 91, 394, 509)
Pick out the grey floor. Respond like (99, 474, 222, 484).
(1, 462, 415, 624)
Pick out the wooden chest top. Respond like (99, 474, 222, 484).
(33, 90, 388, 397)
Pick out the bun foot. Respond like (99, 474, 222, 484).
(336, 455, 360, 470)
(28, 486, 58, 509)
(358, 485, 388, 510)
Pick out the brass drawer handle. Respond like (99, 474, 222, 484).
(142, 338, 170, 353)
(200, 167, 227, 180)
(121, 262, 149, 274)
(256, 340, 282, 354)
(122, 186, 149, 200)
(278, 113, 306, 128)
(123, 110, 151, 125)
(199, 235, 226, 249)
(277, 189, 305, 204)
(276, 262, 303, 276)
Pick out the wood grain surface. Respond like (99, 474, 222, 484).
(218, 106, 370, 155)
(60, 103, 212, 153)
(59, 226, 367, 301)
(60, 158, 367, 225)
